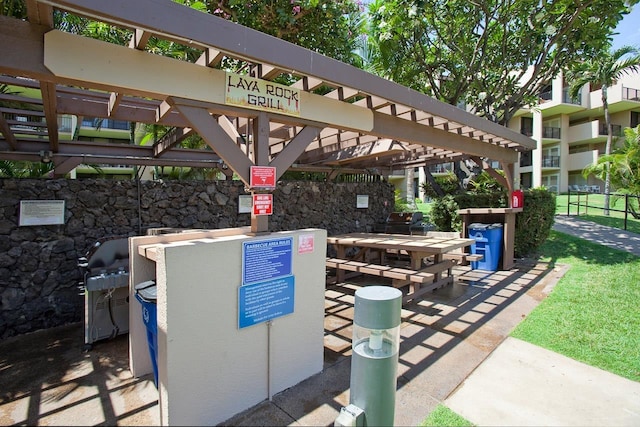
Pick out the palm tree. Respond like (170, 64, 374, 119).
(584, 125, 640, 218)
(568, 46, 640, 215)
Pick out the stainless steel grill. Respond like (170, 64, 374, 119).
(373, 212, 429, 235)
(78, 237, 130, 350)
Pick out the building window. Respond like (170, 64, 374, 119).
(519, 172, 532, 189)
(542, 174, 559, 192)
(632, 111, 640, 128)
(519, 150, 532, 167)
(520, 117, 533, 136)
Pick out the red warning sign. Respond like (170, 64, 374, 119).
(252, 194, 273, 215)
(250, 166, 276, 189)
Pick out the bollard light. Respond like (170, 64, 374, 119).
(347, 286, 402, 426)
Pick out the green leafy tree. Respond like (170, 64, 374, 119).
(583, 125, 640, 218)
(365, 0, 636, 125)
(421, 171, 461, 198)
(198, 0, 365, 66)
(467, 170, 506, 194)
(569, 46, 640, 214)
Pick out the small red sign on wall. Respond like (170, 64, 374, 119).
(250, 166, 276, 189)
(252, 194, 273, 215)
(512, 190, 524, 208)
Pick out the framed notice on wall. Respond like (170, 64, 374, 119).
(356, 195, 369, 209)
(19, 200, 65, 226)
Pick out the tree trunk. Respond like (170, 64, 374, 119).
(406, 167, 417, 210)
(603, 86, 612, 215)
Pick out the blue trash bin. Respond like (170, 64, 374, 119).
(469, 223, 503, 271)
(134, 280, 158, 387)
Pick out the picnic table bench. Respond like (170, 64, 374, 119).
(326, 232, 476, 303)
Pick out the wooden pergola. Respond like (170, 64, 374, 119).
(0, 0, 535, 223)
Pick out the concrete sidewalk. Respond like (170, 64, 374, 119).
(446, 337, 640, 426)
(553, 214, 640, 256)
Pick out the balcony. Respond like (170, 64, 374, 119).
(79, 117, 131, 140)
(519, 151, 533, 167)
(598, 123, 622, 137)
(81, 118, 130, 130)
(623, 86, 640, 102)
(568, 120, 623, 144)
(567, 150, 598, 171)
(542, 156, 560, 168)
(590, 84, 640, 114)
(542, 126, 561, 139)
(428, 163, 453, 174)
(537, 86, 585, 115)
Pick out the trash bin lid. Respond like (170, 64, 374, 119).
(135, 280, 157, 302)
(488, 223, 504, 229)
(469, 223, 488, 230)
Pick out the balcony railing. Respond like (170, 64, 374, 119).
(81, 117, 130, 130)
(428, 163, 453, 174)
(520, 127, 533, 137)
(542, 156, 560, 168)
(539, 90, 552, 101)
(623, 86, 640, 102)
(58, 116, 73, 132)
(598, 123, 622, 136)
(542, 126, 561, 139)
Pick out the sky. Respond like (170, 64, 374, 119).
(611, 5, 640, 50)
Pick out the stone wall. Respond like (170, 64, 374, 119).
(0, 178, 394, 339)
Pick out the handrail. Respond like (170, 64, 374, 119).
(567, 190, 637, 230)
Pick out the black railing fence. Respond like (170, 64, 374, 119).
(567, 190, 639, 230)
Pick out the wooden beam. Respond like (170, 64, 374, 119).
(0, 114, 17, 150)
(26, 0, 54, 27)
(153, 127, 195, 157)
(252, 112, 270, 165)
(0, 139, 223, 168)
(324, 139, 404, 165)
(108, 91, 123, 116)
(372, 112, 518, 163)
(269, 125, 321, 180)
(52, 156, 83, 176)
(40, 81, 59, 152)
(469, 155, 508, 188)
(43, 30, 374, 133)
(169, 100, 253, 184)
(128, 28, 151, 50)
(196, 47, 224, 68)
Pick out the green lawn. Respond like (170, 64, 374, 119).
(423, 217, 640, 426)
(511, 230, 640, 381)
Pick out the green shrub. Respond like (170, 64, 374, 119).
(394, 188, 409, 211)
(429, 195, 461, 231)
(514, 188, 556, 256)
(454, 192, 506, 209)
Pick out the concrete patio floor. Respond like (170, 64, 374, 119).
(0, 259, 563, 426)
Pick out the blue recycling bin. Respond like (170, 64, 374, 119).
(469, 223, 503, 271)
(134, 280, 158, 387)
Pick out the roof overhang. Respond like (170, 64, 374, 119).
(0, 0, 535, 183)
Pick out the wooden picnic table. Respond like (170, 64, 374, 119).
(326, 232, 476, 303)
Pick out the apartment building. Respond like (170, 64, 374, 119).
(509, 70, 640, 194)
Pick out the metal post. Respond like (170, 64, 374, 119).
(348, 286, 402, 426)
